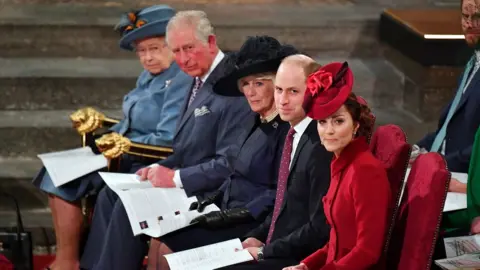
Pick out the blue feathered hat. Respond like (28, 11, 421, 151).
(115, 5, 175, 51)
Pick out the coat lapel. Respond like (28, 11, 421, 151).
(288, 121, 316, 177)
(173, 55, 230, 139)
(238, 115, 259, 151)
(174, 76, 194, 138)
(278, 121, 316, 213)
(175, 86, 212, 138)
(454, 68, 480, 116)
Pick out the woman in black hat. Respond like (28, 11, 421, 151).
(146, 36, 298, 269)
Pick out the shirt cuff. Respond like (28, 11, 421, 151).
(173, 170, 183, 188)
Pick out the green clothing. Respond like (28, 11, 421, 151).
(443, 127, 480, 232)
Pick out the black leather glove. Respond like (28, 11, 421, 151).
(189, 190, 224, 213)
(190, 208, 254, 229)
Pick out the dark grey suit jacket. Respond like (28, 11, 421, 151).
(159, 56, 254, 197)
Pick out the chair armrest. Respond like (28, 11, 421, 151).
(80, 115, 120, 148)
(95, 132, 173, 160)
(71, 107, 120, 135)
(126, 142, 173, 160)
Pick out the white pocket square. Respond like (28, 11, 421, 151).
(194, 106, 211, 117)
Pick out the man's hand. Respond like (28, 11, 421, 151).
(242, 238, 264, 249)
(471, 216, 480, 234)
(449, 178, 467, 193)
(283, 263, 309, 270)
(245, 247, 260, 261)
(409, 144, 428, 166)
(136, 167, 151, 181)
(135, 165, 175, 188)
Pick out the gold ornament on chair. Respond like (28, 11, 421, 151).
(95, 132, 132, 159)
(70, 107, 106, 135)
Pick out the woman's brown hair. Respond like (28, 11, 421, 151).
(343, 92, 374, 139)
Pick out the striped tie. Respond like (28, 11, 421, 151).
(188, 77, 203, 107)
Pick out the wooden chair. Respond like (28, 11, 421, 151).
(386, 153, 450, 270)
(369, 124, 411, 268)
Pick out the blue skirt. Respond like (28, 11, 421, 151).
(32, 166, 105, 202)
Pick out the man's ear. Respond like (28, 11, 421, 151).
(207, 35, 217, 52)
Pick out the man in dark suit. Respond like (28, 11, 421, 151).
(414, 0, 480, 191)
(219, 54, 332, 270)
(79, 10, 252, 270)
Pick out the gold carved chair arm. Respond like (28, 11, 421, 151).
(69, 107, 120, 147)
(95, 133, 173, 160)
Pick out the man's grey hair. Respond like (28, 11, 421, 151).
(166, 10, 215, 44)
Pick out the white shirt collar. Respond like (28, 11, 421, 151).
(474, 50, 480, 64)
(293, 117, 312, 137)
(200, 50, 225, 83)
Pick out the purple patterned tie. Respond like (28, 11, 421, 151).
(266, 127, 296, 244)
(188, 77, 203, 107)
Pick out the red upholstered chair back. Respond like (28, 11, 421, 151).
(370, 125, 411, 210)
(386, 153, 450, 270)
(370, 124, 411, 268)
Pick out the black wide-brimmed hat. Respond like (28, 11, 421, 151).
(213, 36, 298, 96)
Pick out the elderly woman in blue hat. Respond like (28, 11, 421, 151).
(32, 5, 189, 270)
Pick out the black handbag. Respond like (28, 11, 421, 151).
(0, 192, 33, 270)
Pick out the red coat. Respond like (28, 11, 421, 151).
(302, 137, 391, 270)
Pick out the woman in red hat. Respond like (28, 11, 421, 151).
(283, 62, 391, 270)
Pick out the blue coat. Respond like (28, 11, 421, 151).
(159, 56, 254, 197)
(220, 115, 289, 219)
(418, 58, 480, 173)
(110, 62, 189, 147)
(32, 62, 188, 202)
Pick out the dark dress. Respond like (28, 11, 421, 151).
(161, 114, 289, 252)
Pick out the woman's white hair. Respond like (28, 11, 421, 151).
(166, 10, 214, 44)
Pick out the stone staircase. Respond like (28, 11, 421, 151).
(0, 0, 448, 252)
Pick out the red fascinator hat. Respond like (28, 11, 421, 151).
(303, 61, 354, 120)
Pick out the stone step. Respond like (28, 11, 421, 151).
(0, 3, 381, 58)
(0, 58, 141, 110)
(4, 0, 349, 5)
(1, 55, 399, 110)
(0, 54, 416, 157)
(0, 110, 121, 158)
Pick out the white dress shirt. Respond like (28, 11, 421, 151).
(290, 117, 313, 169)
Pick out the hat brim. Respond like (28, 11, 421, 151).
(119, 19, 169, 51)
(306, 86, 352, 120)
(213, 57, 283, 97)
